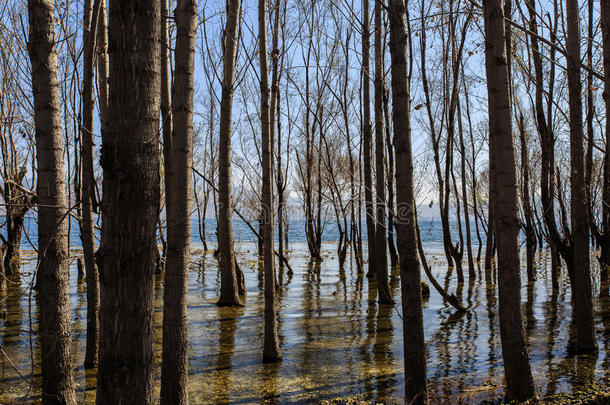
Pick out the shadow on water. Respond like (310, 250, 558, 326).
(0, 242, 609, 403)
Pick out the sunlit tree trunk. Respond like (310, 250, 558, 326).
(259, 0, 282, 362)
(160, 0, 197, 403)
(217, 0, 244, 306)
(96, 0, 161, 402)
(361, 0, 376, 277)
(388, 0, 427, 402)
(482, 0, 535, 401)
(27, 0, 77, 402)
(374, 0, 392, 304)
(96, 0, 108, 122)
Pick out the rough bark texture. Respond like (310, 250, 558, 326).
(96, 0, 161, 403)
(387, 0, 427, 402)
(482, 0, 536, 401)
(259, 0, 282, 363)
(27, 0, 77, 403)
(160, 0, 197, 403)
(81, 0, 101, 369)
(601, 0, 610, 284)
(217, 0, 243, 306)
(361, 0, 376, 278)
(565, 0, 596, 352)
(374, 0, 392, 304)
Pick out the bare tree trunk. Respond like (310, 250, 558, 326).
(259, 0, 282, 362)
(217, 0, 244, 306)
(81, 0, 101, 370)
(600, 0, 610, 284)
(526, 0, 560, 288)
(482, 0, 535, 401)
(160, 0, 197, 403)
(388, 0, 427, 402)
(96, 0, 109, 123)
(517, 113, 536, 281)
(374, 0, 392, 304)
(27, 0, 77, 403)
(96, 0, 161, 402)
(457, 98, 474, 278)
(361, 0, 376, 278)
(383, 88, 398, 268)
(565, 0, 596, 353)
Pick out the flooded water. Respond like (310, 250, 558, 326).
(0, 241, 608, 404)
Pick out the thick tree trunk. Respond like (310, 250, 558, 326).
(160, 0, 197, 403)
(3, 206, 26, 276)
(217, 0, 244, 306)
(81, 0, 101, 370)
(259, 0, 282, 362)
(27, 0, 77, 403)
(361, 0, 376, 278)
(388, 0, 427, 402)
(565, 0, 597, 353)
(374, 0, 392, 304)
(96, 0, 161, 403)
(482, 0, 535, 401)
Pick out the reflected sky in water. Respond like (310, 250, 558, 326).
(0, 242, 608, 403)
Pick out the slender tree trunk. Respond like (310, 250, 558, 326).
(217, 0, 244, 306)
(259, 0, 282, 362)
(482, 0, 535, 401)
(160, 0, 197, 403)
(565, 0, 597, 353)
(383, 89, 398, 268)
(28, 0, 77, 403)
(96, 0, 161, 402)
(600, 0, 610, 284)
(81, 0, 101, 370)
(457, 98, 474, 278)
(518, 113, 536, 281)
(96, 0, 108, 124)
(526, 0, 560, 287)
(362, 0, 376, 277)
(388, 0, 427, 402)
(374, 0, 392, 304)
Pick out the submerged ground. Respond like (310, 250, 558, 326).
(0, 241, 608, 404)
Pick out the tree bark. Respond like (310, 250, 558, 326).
(27, 0, 77, 403)
(96, 0, 161, 402)
(361, 0, 376, 278)
(217, 0, 244, 306)
(388, 0, 427, 402)
(81, 0, 101, 370)
(518, 113, 536, 281)
(482, 0, 535, 401)
(374, 0, 392, 304)
(565, 0, 597, 353)
(600, 0, 610, 284)
(160, 0, 197, 403)
(259, 0, 282, 363)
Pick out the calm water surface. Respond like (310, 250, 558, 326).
(0, 241, 608, 404)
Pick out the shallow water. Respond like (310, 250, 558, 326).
(0, 242, 608, 404)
